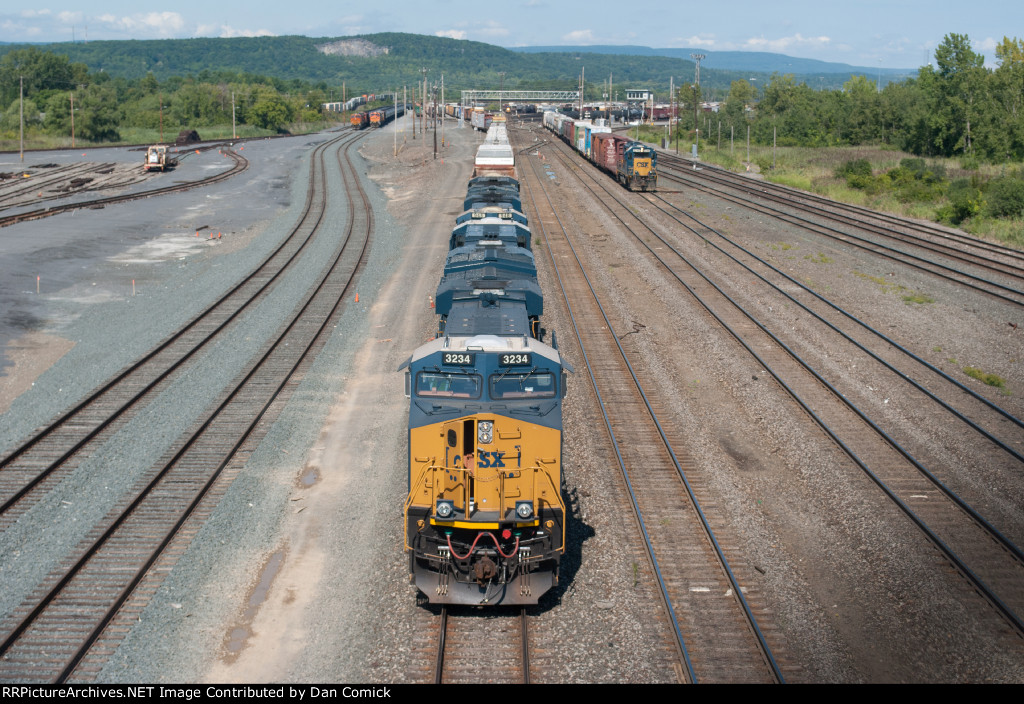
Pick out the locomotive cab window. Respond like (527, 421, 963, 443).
(489, 372, 556, 399)
(415, 372, 482, 399)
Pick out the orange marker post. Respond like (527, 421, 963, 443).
(355, 293, 359, 303)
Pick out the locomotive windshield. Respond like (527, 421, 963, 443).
(416, 372, 482, 399)
(490, 372, 556, 399)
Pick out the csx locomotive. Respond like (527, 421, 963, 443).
(400, 126, 571, 605)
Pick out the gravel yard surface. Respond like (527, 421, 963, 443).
(1, 116, 1022, 684)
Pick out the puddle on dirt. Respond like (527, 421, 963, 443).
(299, 466, 320, 487)
(223, 549, 285, 660)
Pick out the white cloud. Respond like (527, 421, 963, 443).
(476, 21, 508, 38)
(682, 35, 716, 48)
(217, 26, 275, 38)
(742, 34, 831, 53)
(57, 11, 83, 24)
(976, 36, 998, 51)
(436, 29, 466, 40)
(562, 29, 595, 43)
(97, 12, 185, 36)
(20, 9, 52, 18)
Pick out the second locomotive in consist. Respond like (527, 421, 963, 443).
(400, 122, 571, 606)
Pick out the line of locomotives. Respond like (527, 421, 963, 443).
(543, 110, 658, 191)
(400, 120, 573, 606)
(349, 103, 408, 130)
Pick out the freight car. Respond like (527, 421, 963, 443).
(474, 118, 515, 177)
(470, 108, 493, 132)
(543, 110, 657, 191)
(400, 134, 571, 606)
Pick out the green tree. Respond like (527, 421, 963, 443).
(929, 33, 987, 156)
(987, 37, 1024, 160)
(247, 88, 291, 130)
(75, 84, 121, 142)
(840, 75, 880, 144)
(0, 48, 88, 104)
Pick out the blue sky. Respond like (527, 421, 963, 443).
(1, 2, 1019, 69)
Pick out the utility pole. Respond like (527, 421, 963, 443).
(433, 81, 438, 160)
(498, 71, 504, 114)
(421, 68, 427, 136)
(19, 76, 24, 163)
(232, 91, 236, 139)
(669, 76, 674, 150)
(441, 73, 445, 149)
(691, 53, 705, 132)
(70, 92, 76, 148)
(579, 67, 584, 117)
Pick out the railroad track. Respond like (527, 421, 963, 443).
(537, 129, 1024, 642)
(433, 607, 530, 684)
(0, 128, 372, 682)
(662, 152, 1024, 265)
(0, 145, 249, 229)
(0, 162, 122, 208)
(658, 154, 1024, 307)
(517, 130, 786, 683)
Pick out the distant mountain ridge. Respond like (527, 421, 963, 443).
(509, 44, 915, 78)
(0, 33, 914, 95)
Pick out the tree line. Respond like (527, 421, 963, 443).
(0, 47, 334, 143)
(712, 34, 1024, 163)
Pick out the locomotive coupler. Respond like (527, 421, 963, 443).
(473, 555, 498, 586)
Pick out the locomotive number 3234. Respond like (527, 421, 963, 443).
(499, 353, 531, 366)
(443, 353, 474, 365)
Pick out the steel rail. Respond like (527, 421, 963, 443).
(0, 132, 358, 514)
(545, 135, 1024, 638)
(0, 131, 373, 682)
(657, 161, 1024, 306)
(661, 153, 1024, 265)
(524, 140, 787, 683)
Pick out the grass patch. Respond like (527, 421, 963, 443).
(902, 293, 935, 304)
(769, 242, 796, 251)
(963, 366, 1007, 388)
(805, 252, 834, 264)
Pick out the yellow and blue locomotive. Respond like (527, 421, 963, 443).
(400, 174, 572, 605)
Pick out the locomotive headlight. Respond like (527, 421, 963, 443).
(436, 500, 455, 519)
(515, 501, 533, 520)
(477, 421, 493, 445)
